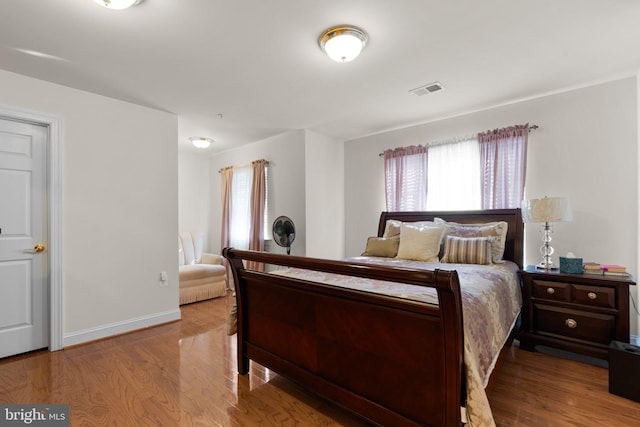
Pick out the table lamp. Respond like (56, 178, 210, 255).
(521, 196, 573, 269)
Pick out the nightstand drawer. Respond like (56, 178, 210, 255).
(531, 280, 570, 302)
(532, 304, 615, 345)
(572, 284, 615, 308)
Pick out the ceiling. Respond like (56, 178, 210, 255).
(2, 1, 640, 154)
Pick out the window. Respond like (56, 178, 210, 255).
(263, 165, 270, 240)
(221, 160, 268, 259)
(426, 137, 480, 210)
(384, 124, 528, 211)
(384, 137, 480, 212)
(229, 165, 252, 249)
(228, 164, 270, 248)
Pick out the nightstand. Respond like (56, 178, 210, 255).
(519, 266, 636, 360)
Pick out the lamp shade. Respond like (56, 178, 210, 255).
(93, 0, 142, 9)
(189, 137, 213, 149)
(319, 26, 368, 62)
(522, 197, 572, 223)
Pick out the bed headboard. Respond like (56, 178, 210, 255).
(377, 209, 524, 268)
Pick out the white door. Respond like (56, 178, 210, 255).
(0, 118, 48, 358)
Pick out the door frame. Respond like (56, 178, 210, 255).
(0, 104, 63, 352)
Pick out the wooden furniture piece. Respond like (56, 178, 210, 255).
(224, 209, 523, 427)
(519, 266, 636, 360)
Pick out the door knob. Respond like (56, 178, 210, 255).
(26, 243, 47, 253)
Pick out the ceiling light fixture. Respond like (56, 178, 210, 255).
(319, 25, 368, 62)
(189, 137, 213, 149)
(93, 0, 143, 10)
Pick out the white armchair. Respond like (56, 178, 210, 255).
(178, 232, 227, 305)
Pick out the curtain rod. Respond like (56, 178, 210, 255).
(378, 124, 538, 157)
(218, 159, 268, 173)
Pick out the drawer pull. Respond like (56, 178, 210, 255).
(546, 287, 555, 295)
(565, 318, 578, 329)
(587, 292, 597, 300)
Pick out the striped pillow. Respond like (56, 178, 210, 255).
(441, 236, 493, 265)
(435, 218, 508, 263)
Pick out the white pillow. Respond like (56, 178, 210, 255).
(396, 223, 445, 262)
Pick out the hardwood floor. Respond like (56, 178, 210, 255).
(1, 295, 639, 426)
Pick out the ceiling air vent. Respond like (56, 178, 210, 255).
(409, 81, 445, 96)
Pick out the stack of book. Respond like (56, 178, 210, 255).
(583, 262, 604, 275)
(582, 262, 630, 276)
(602, 264, 629, 277)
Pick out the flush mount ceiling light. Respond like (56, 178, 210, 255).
(319, 25, 368, 62)
(189, 137, 213, 149)
(93, 0, 143, 10)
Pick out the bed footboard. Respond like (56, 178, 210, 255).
(223, 248, 465, 427)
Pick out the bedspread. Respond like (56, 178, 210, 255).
(270, 258, 522, 427)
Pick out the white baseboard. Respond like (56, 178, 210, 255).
(63, 308, 181, 348)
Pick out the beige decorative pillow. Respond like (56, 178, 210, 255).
(441, 236, 493, 265)
(383, 220, 437, 238)
(383, 220, 403, 237)
(435, 218, 508, 263)
(396, 223, 445, 262)
(361, 236, 400, 258)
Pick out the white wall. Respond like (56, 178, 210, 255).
(0, 69, 180, 345)
(179, 152, 212, 248)
(345, 76, 638, 334)
(186, 129, 345, 260)
(304, 130, 345, 259)
(210, 130, 307, 256)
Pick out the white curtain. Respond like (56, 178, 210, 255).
(426, 138, 481, 210)
(229, 165, 252, 250)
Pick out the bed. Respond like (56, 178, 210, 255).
(223, 209, 523, 427)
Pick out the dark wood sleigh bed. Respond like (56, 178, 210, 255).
(223, 209, 523, 427)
